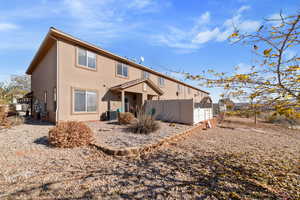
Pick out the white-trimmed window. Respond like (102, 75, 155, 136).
(74, 89, 97, 113)
(142, 71, 150, 79)
(77, 48, 96, 69)
(116, 62, 128, 77)
(158, 77, 165, 86)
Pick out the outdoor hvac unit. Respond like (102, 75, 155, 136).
(107, 111, 117, 120)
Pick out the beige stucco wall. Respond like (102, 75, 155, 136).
(56, 39, 208, 121)
(31, 42, 57, 122)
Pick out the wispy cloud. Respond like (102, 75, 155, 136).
(0, 0, 170, 50)
(237, 5, 250, 13)
(193, 27, 220, 44)
(128, 0, 153, 9)
(194, 11, 211, 28)
(0, 23, 19, 31)
(153, 5, 260, 52)
(153, 11, 212, 52)
(127, 0, 169, 12)
(62, 0, 169, 40)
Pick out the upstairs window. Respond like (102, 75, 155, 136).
(77, 48, 96, 69)
(142, 71, 150, 79)
(158, 77, 165, 87)
(116, 62, 128, 77)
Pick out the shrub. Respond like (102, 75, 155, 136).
(0, 105, 10, 127)
(48, 121, 94, 148)
(118, 112, 134, 125)
(264, 113, 278, 123)
(129, 110, 160, 134)
(263, 112, 300, 127)
(0, 106, 6, 125)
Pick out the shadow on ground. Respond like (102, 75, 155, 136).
(24, 117, 54, 126)
(34, 136, 50, 146)
(4, 149, 293, 199)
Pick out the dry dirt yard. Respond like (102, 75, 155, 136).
(0, 118, 299, 199)
(86, 120, 191, 149)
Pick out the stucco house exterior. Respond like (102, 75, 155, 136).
(26, 27, 210, 123)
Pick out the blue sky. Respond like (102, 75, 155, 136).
(0, 0, 299, 101)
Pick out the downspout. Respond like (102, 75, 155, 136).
(55, 39, 59, 123)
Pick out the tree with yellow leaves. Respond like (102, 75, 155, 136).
(184, 12, 300, 124)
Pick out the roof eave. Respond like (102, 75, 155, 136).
(26, 27, 209, 94)
(26, 30, 53, 75)
(49, 28, 209, 94)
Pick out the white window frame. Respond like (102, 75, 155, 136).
(142, 71, 150, 79)
(76, 47, 97, 70)
(73, 89, 98, 113)
(116, 62, 129, 78)
(158, 77, 165, 87)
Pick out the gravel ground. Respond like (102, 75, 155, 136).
(0, 117, 299, 199)
(86, 120, 191, 149)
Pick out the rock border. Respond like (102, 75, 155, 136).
(91, 118, 217, 156)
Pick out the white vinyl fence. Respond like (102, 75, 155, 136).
(145, 99, 213, 125)
(193, 108, 213, 124)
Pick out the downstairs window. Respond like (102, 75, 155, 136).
(74, 89, 97, 113)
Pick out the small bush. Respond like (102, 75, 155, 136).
(263, 112, 300, 126)
(0, 106, 6, 123)
(264, 113, 278, 123)
(129, 110, 160, 134)
(118, 112, 134, 125)
(48, 121, 94, 148)
(0, 105, 10, 127)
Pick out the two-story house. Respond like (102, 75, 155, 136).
(26, 27, 209, 123)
